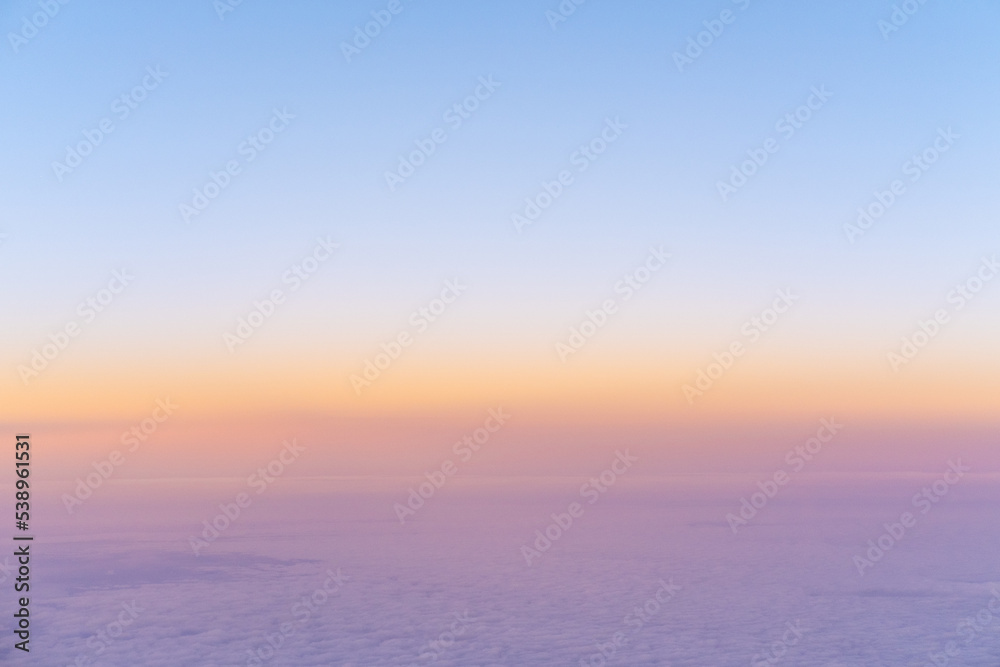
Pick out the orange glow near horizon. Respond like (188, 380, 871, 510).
(6, 352, 998, 426)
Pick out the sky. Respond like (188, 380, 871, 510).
(3, 4, 1000, 666)
(1, 0, 998, 476)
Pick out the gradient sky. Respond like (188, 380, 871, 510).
(2, 1, 998, 474)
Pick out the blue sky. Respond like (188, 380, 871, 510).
(2, 0, 998, 405)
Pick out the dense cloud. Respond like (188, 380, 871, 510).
(5, 477, 1000, 665)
